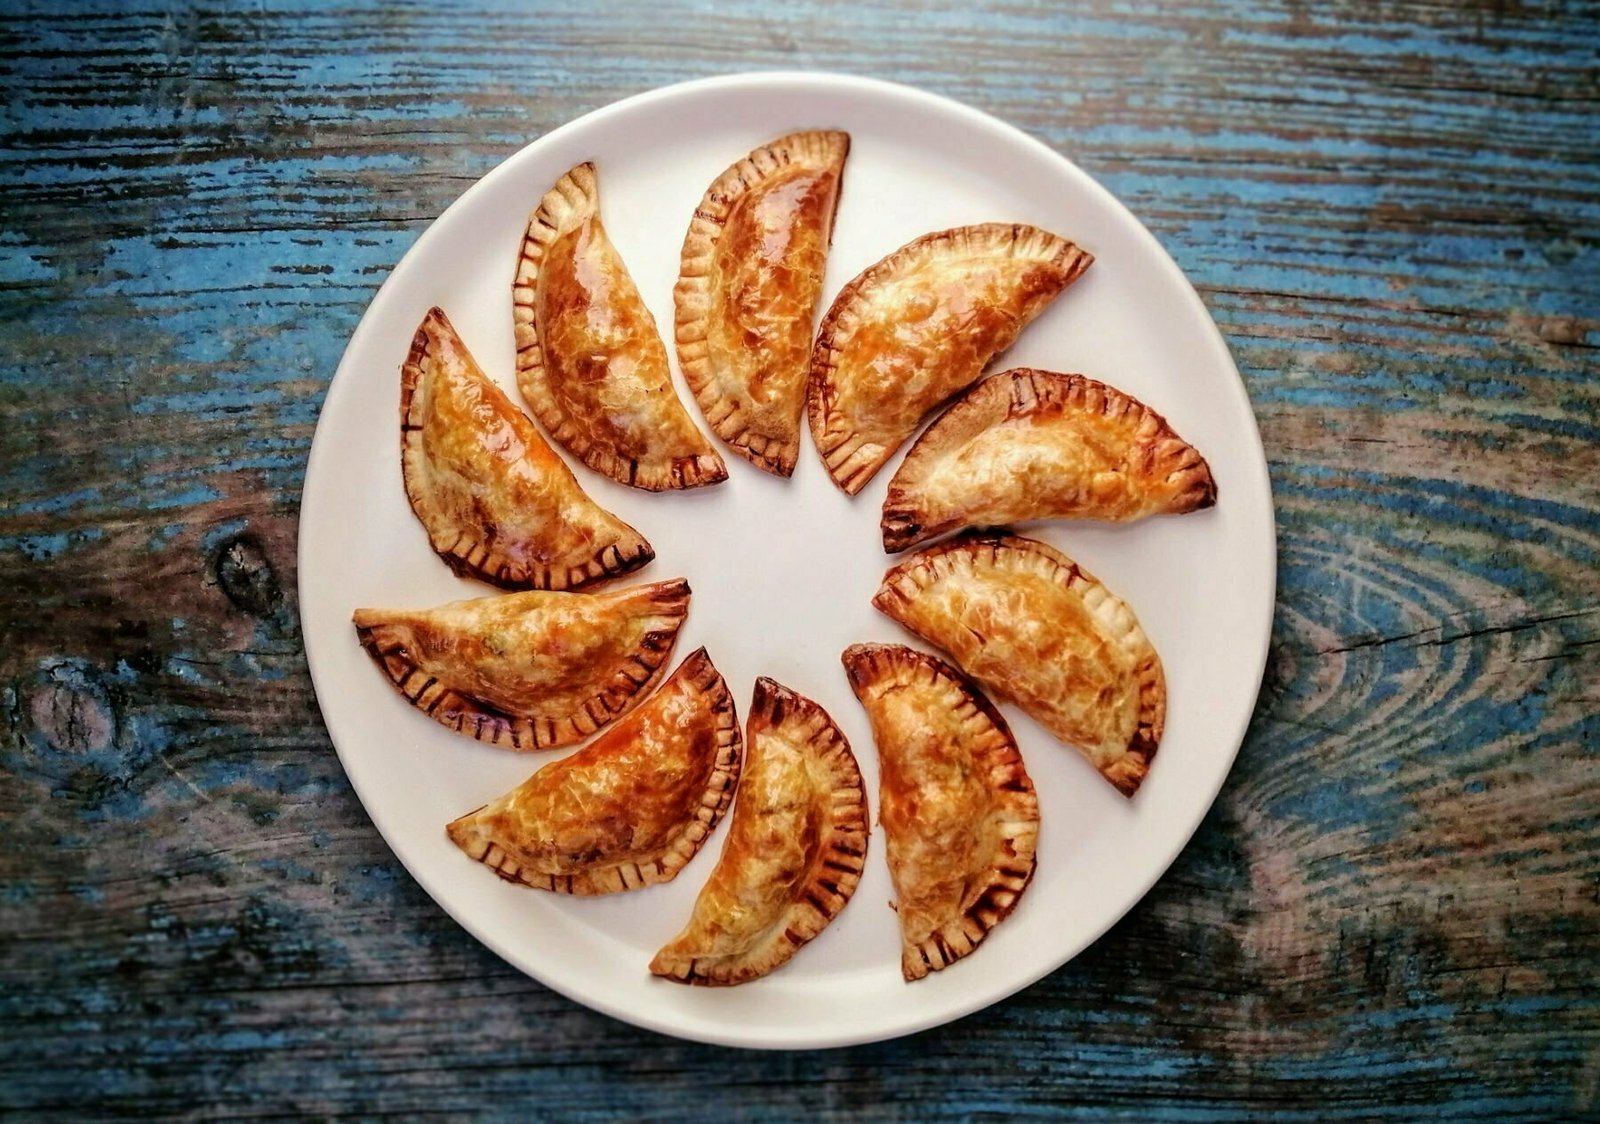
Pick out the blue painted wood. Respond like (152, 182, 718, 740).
(1, 0, 1596, 1117)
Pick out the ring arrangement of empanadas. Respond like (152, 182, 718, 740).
(401, 307, 653, 589)
(514, 162, 727, 491)
(842, 643, 1039, 981)
(881, 369, 1217, 552)
(873, 533, 1164, 797)
(808, 223, 1093, 495)
(356, 127, 1235, 990)
(353, 578, 690, 752)
(675, 130, 850, 477)
(446, 647, 741, 894)
(651, 677, 867, 985)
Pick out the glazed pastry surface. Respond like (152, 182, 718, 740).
(446, 648, 742, 894)
(843, 643, 1038, 980)
(882, 368, 1216, 552)
(400, 307, 652, 589)
(353, 578, 689, 751)
(514, 162, 726, 490)
(808, 224, 1092, 494)
(651, 676, 867, 985)
(874, 533, 1164, 796)
(676, 130, 850, 477)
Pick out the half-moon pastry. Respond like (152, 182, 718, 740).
(353, 578, 690, 751)
(882, 369, 1217, 552)
(873, 533, 1164, 796)
(651, 676, 867, 985)
(513, 162, 727, 491)
(401, 307, 653, 589)
(675, 130, 850, 477)
(842, 643, 1038, 981)
(808, 223, 1093, 495)
(446, 647, 741, 894)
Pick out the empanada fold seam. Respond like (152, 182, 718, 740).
(352, 580, 690, 751)
(398, 307, 655, 590)
(651, 673, 866, 985)
(872, 534, 1164, 796)
(515, 162, 727, 492)
(675, 131, 849, 478)
(806, 225, 1092, 494)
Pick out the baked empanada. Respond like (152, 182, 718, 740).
(401, 307, 653, 589)
(651, 677, 867, 986)
(446, 647, 740, 894)
(882, 369, 1217, 552)
(808, 224, 1093, 495)
(675, 130, 850, 477)
(353, 578, 689, 751)
(873, 533, 1163, 796)
(842, 643, 1038, 981)
(514, 162, 727, 491)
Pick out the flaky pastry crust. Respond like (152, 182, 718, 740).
(651, 677, 867, 985)
(807, 224, 1092, 495)
(400, 307, 652, 589)
(873, 533, 1164, 796)
(675, 130, 849, 477)
(353, 578, 689, 752)
(882, 369, 1217, 552)
(842, 643, 1038, 981)
(446, 648, 741, 894)
(514, 162, 727, 491)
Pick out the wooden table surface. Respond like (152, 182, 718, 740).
(3, 1, 1597, 1117)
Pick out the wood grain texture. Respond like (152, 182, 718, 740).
(2, 0, 1596, 1118)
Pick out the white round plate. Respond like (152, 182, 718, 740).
(299, 72, 1276, 1050)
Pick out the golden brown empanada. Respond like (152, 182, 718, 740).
(882, 369, 1217, 552)
(446, 647, 740, 894)
(513, 162, 727, 491)
(842, 643, 1038, 981)
(651, 677, 867, 985)
(675, 130, 850, 477)
(353, 578, 689, 751)
(808, 224, 1093, 495)
(401, 307, 653, 589)
(873, 533, 1164, 796)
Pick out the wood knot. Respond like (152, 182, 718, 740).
(29, 674, 113, 753)
(216, 534, 282, 618)
(1263, 640, 1297, 696)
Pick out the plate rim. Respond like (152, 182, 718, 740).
(297, 69, 1278, 1050)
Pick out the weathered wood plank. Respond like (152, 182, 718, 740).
(1, 0, 1596, 1118)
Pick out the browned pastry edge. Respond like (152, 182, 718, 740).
(873, 532, 1165, 796)
(513, 164, 728, 491)
(399, 306, 655, 588)
(446, 647, 743, 894)
(675, 130, 850, 478)
(841, 642, 1039, 980)
(351, 578, 689, 752)
(807, 224, 1094, 495)
(650, 674, 868, 985)
(881, 368, 1218, 552)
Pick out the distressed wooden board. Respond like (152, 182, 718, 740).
(1, 0, 1597, 1118)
